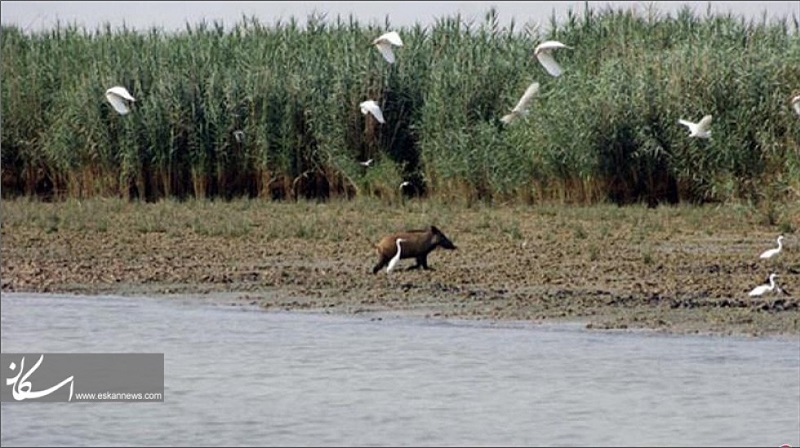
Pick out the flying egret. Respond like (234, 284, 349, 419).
(501, 81, 540, 124)
(386, 238, 406, 274)
(759, 235, 784, 260)
(533, 40, 573, 77)
(678, 114, 712, 138)
(360, 158, 374, 167)
(373, 31, 404, 64)
(105, 86, 136, 115)
(748, 273, 779, 297)
(360, 100, 386, 124)
(792, 95, 800, 117)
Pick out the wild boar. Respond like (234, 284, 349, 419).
(371, 225, 457, 274)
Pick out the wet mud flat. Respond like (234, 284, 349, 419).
(2, 198, 798, 337)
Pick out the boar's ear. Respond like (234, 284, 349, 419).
(431, 225, 441, 234)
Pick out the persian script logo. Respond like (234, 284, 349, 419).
(6, 354, 74, 401)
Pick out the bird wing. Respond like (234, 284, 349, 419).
(512, 82, 540, 113)
(106, 86, 136, 102)
(536, 52, 563, 77)
(361, 101, 386, 123)
(105, 92, 132, 115)
(371, 105, 386, 123)
(375, 31, 403, 47)
(374, 42, 396, 64)
(678, 119, 695, 130)
(500, 113, 517, 124)
(697, 115, 712, 132)
(535, 40, 571, 54)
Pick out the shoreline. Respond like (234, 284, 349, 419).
(4, 289, 798, 342)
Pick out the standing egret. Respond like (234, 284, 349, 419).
(501, 81, 540, 124)
(533, 40, 573, 77)
(105, 86, 136, 115)
(748, 273, 779, 297)
(792, 95, 800, 117)
(360, 100, 386, 124)
(678, 114, 712, 138)
(373, 31, 404, 64)
(386, 238, 406, 274)
(233, 130, 245, 143)
(759, 235, 784, 260)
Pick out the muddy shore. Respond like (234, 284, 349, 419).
(1, 198, 798, 337)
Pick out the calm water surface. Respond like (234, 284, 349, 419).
(1, 292, 798, 447)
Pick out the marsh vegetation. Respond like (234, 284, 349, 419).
(2, 5, 798, 207)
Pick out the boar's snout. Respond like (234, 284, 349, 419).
(440, 238, 457, 250)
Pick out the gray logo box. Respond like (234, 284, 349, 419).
(1, 353, 164, 403)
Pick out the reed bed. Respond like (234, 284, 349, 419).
(2, 5, 799, 205)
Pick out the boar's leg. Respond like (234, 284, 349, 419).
(408, 255, 433, 271)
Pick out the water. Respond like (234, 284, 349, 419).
(1, 292, 798, 447)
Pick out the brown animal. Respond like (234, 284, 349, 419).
(371, 226, 457, 274)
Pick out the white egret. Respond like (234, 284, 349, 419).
(748, 273, 779, 297)
(373, 31, 404, 64)
(534, 40, 573, 77)
(386, 238, 406, 274)
(398, 181, 420, 200)
(792, 95, 800, 117)
(233, 130, 245, 143)
(501, 81, 540, 124)
(678, 114, 712, 138)
(360, 100, 386, 124)
(759, 235, 784, 260)
(105, 86, 136, 115)
(360, 158, 374, 167)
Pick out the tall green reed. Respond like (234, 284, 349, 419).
(2, 5, 798, 205)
